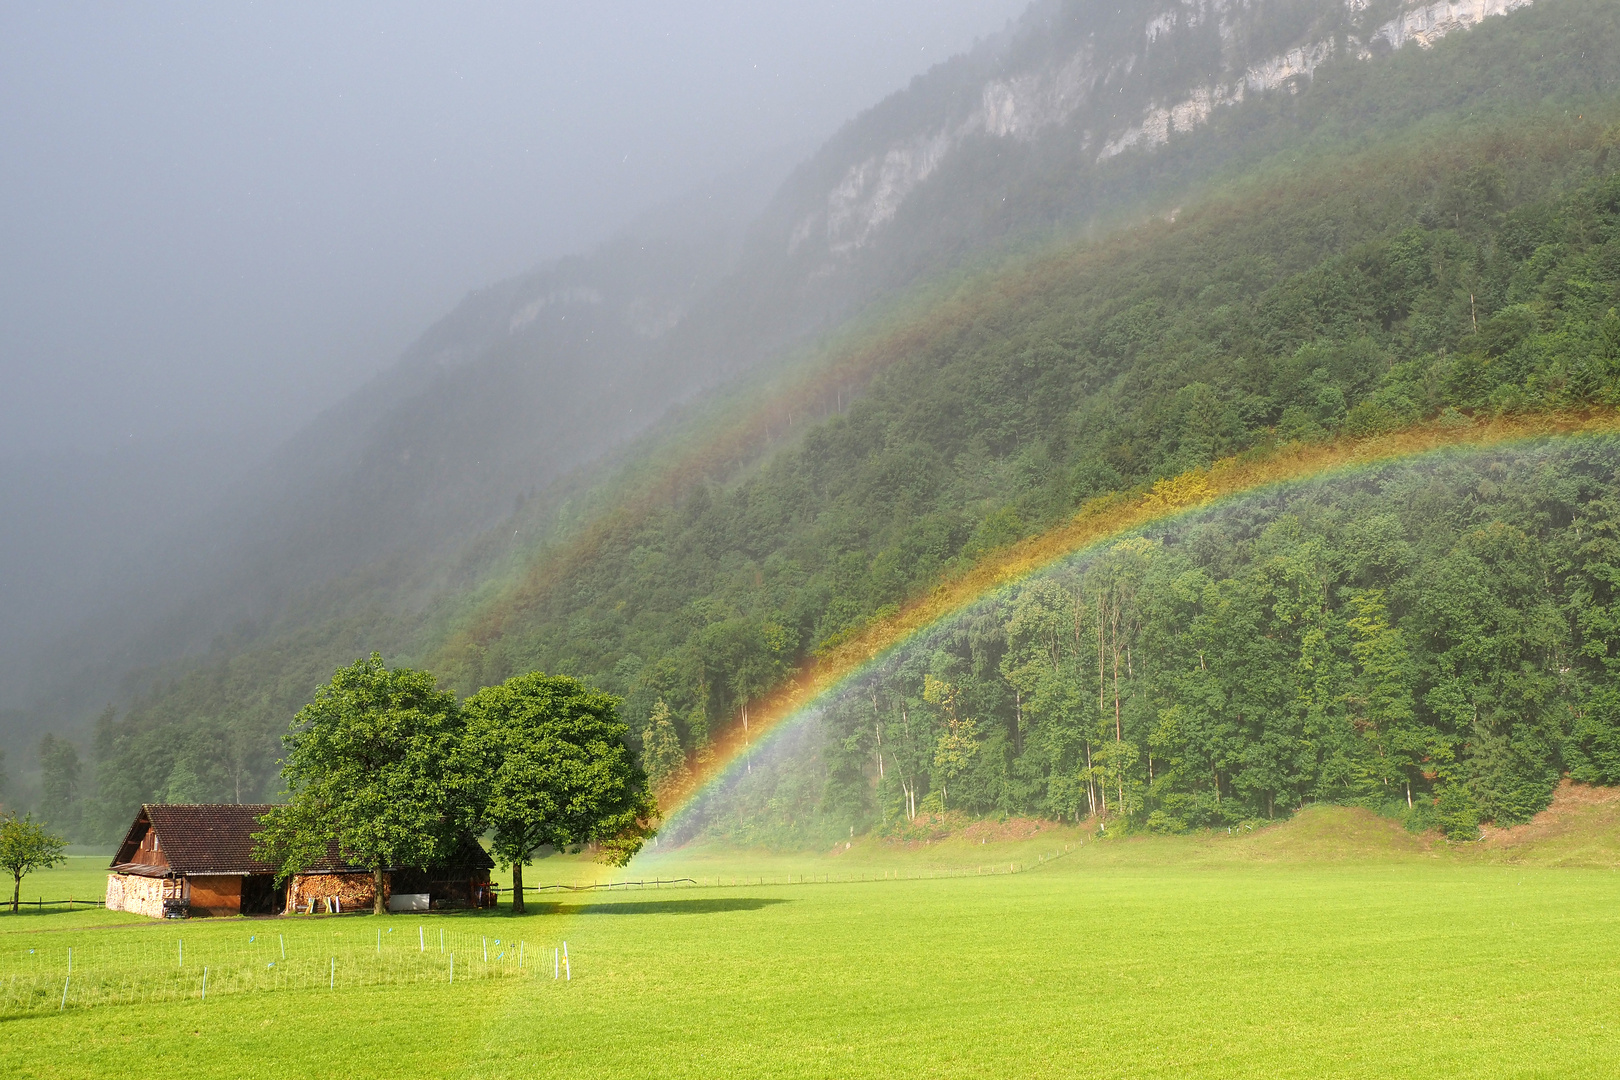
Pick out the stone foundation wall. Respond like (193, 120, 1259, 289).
(105, 873, 167, 919)
(287, 872, 382, 913)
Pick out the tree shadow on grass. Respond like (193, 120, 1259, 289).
(536, 898, 794, 917)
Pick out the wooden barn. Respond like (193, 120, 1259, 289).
(107, 804, 282, 918)
(106, 803, 496, 918)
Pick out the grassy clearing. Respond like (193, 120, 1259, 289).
(6, 804, 1620, 1078)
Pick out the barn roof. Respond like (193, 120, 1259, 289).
(110, 803, 494, 876)
(112, 803, 280, 876)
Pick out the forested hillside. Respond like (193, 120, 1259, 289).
(33, 0, 1620, 843)
(440, 117, 1620, 759)
(684, 437, 1620, 845)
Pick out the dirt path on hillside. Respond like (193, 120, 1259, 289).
(1476, 780, 1620, 852)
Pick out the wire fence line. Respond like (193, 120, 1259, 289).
(0, 924, 564, 1018)
(538, 841, 1080, 892)
(520, 878, 696, 893)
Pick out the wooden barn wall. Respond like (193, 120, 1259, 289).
(187, 874, 243, 917)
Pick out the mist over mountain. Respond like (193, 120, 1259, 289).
(0, 431, 276, 703)
(0, 1, 1030, 713)
(6, 0, 1618, 843)
(0, 149, 798, 718)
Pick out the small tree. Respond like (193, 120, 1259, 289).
(462, 672, 655, 914)
(0, 815, 67, 913)
(924, 675, 978, 811)
(255, 654, 467, 915)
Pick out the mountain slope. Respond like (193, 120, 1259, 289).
(20, 0, 1620, 840)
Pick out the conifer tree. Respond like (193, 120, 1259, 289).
(641, 700, 690, 794)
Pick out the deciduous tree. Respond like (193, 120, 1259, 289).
(0, 814, 66, 913)
(255, 654, 466, 915)
(462, 672, 655, 914)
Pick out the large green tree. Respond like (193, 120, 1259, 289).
(0, 814, 66, 913)
(462, 672, 654, 914)
(255, 654, 467, 915)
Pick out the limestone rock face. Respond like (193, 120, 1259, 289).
(775, 0, 1536, 268)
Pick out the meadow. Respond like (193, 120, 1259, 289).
(5, 802, 1620, 1079)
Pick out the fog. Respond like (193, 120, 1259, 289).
(1, 2, 1027, 460)
(0, 2, 1028, 707)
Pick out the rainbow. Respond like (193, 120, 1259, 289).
(653, 409, 1620, 831)
(435, 208, 1215, 686)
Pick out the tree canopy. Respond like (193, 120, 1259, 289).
(685, 439, 1620, 846)
(0, 814, 66, 913)
(462, 672, 654, 913)
(255, 653, 467, 914)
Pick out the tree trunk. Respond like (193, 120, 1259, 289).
(1098, 594, 1106, 719)
(1013, 688, 1023, 755)
(11, 872, 19, 913)
(1112, 600, 1123, 814)
(373, 866, 386, 916)
(873, 690, 884, 778)
(512, 860, 526, 915)
(1085, 740, 1096, 818)
(1112, 601, 1123, 743)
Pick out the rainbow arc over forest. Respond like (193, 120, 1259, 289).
(648, 409, 1620, 831)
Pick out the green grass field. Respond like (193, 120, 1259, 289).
(6, 803, 1620, 1078)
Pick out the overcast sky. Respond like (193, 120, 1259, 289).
(0, 2, 1029, 460)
